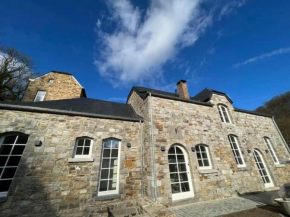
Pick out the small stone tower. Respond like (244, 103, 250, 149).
(22, 71, 86, 102)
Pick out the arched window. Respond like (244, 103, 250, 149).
(264, 137, 279, 165)
(195, 144, 212, 170)
(228, 135, 245, 167)
(98, 138, 121, 196)
(218, 104, 231, 123)
(253, 149, 274, 188)
(73, 137, 93, 158)
(0, 133, 28, 198)
(168, 145, 194, 201)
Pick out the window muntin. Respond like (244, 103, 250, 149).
(0, 134, 28, 197)
(34, 91, 46, 102)
(218, 105, 231, 123)
(98, 139, 121, 196)
(196, 145, 212, 170)
(264, 137, 279, 164)
(74, 138, 93, 158)
(228, 135, 245, 167)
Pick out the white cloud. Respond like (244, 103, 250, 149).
(95, 0, 244, 87)
(234, 47, 290, 68)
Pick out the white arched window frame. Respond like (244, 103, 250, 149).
(73, 137, 93, 158)
(228, 135, 246, 167)
(98, 138, 121, 196)
(218, 104, 231, 123)
(0, 133, 28, 199)
(264, 137, 279, 165)
(195, 144, 212, 170)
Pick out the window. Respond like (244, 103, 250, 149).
(98, 139, 121, 196)
(74, 137, 93, 158)
(264, 137, 279, 164)
(196, 144, 212, 170)
(228, 135, 245, 167)
(48, 79, 54, 83)
(218, 105, 231, 123)
(0, 134, 28, 198)
(34, 91, 46, 102)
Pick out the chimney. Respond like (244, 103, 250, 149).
(176, 80, 190, 99)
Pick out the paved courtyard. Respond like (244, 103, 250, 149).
(171, 197, 264, 217)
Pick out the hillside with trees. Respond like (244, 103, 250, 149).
(255, 91, 290, 146)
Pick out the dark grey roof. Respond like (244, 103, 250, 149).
(191, 88, 233, 104)
(50, 71, 72, 75)
(0, 98, 143, 122)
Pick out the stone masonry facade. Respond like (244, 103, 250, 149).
(22, 71, 85, 102)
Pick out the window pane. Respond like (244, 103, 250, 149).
(0, 168, 2, 175)
(3, 136, 17, 144)
(11, 146, 25, 155)
(16, 136, 28, 144)
(0, 145, 13, 155)
(175, 147, 182, 154)
(2, 167, 17, 179)
(168, 155, 176, 163)
(181, 182, 190, 192)
(111, 149, 118, 157)
(178, 164, 186, 172)
(0, 180, 12, 192)
(169, 164, 178, 173)
(101, 169, 109, 179)
(103, 149, 110, 157)
(77, 139, 84, 147)
(170, 173, 179, 183)
(76, 147, 83, 155)
(177, 155, 185, 162)
(203, 160, 210, 167)
(265, 176, 270, 183)
(196, 145, 200, 152)
(85, 139, 91, 146)
(110, 169, 118, 179)
(196, 153, 201, 159)
(104, 140, 111, 148)
(99, 180, 108, 191)
(102, 159, 110, 168)
(179, 173, 188, 182)
(171, 183, 180, 193)
(108, 180, 117, 190)
(111, 140, 119, 148)
(83, 147, 90, 155)
(198, 159, 203, 167)
(7, 156, 21, 166)
(168, 147, 175, 154)
(200, 146, 206, 152)
(0, 156, 8, 166)
(201, 152, 208, 158)
(111, 159, 118, 168)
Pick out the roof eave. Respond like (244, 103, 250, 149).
(233, 107, 273, 118)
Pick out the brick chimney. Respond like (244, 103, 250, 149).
(176, 80, 190, 99)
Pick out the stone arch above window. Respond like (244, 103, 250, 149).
(228, 135, 246, 168)
(217, 104, 232, 123)
(195, 144, 212, 170)
(263, 137, 279, 165)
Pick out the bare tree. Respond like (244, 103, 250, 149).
(0, 47, 36, 101)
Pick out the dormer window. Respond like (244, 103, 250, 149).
(218, 104, 231, 123)
(48, 79, 54, 83)
(34, 91, 46, 102)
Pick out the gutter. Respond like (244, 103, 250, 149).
(140, 120, 144, 198)
(234, 107, 273, 118)
(149, 93, 157, 202)
(0, 104, 143, 122)
(272, 117, 290, 155)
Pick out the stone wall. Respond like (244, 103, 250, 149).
(22, 72, 84, 102)
(0, 109, 142, 216)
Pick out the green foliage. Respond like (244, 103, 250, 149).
(255, 91, 290, 146)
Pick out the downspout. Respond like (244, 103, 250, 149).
(149, 92, 157, 202)
(272, 116, 290, 155)
(140, 120, 144, 198)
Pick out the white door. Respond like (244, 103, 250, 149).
(168, 145, 194, 201)
(253, 149, 274, 188)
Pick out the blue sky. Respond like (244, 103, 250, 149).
(0, 0, 289, 110)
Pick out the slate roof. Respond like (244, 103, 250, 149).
(0, 98, 143, 121)
(191, 88, 233, 104)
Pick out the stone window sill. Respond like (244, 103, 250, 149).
(275, 164, 286, 168)
(238, 166, 251, 171)
(95, 194, 121, 201)
(199, 169, 218, 174)
(68, 158, 94, 163)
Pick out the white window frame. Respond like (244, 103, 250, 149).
(0, 134, 28, 198)
(34, 91, 46, 102)
(73, 137, 93, 158)
(228, 135, 246, 168)
(218, 104, 231, 123)
(196, 145, 212, 170)
(98, 139, 121, 196)
(48, 79, 54, 83)
(264, 137, 279, 165)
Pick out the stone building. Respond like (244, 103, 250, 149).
(0, 73, 289, 216)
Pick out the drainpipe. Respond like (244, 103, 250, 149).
(149, 92, 157, 202)
(272, 117, 290, 155)
(140, 120, 144, 198)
